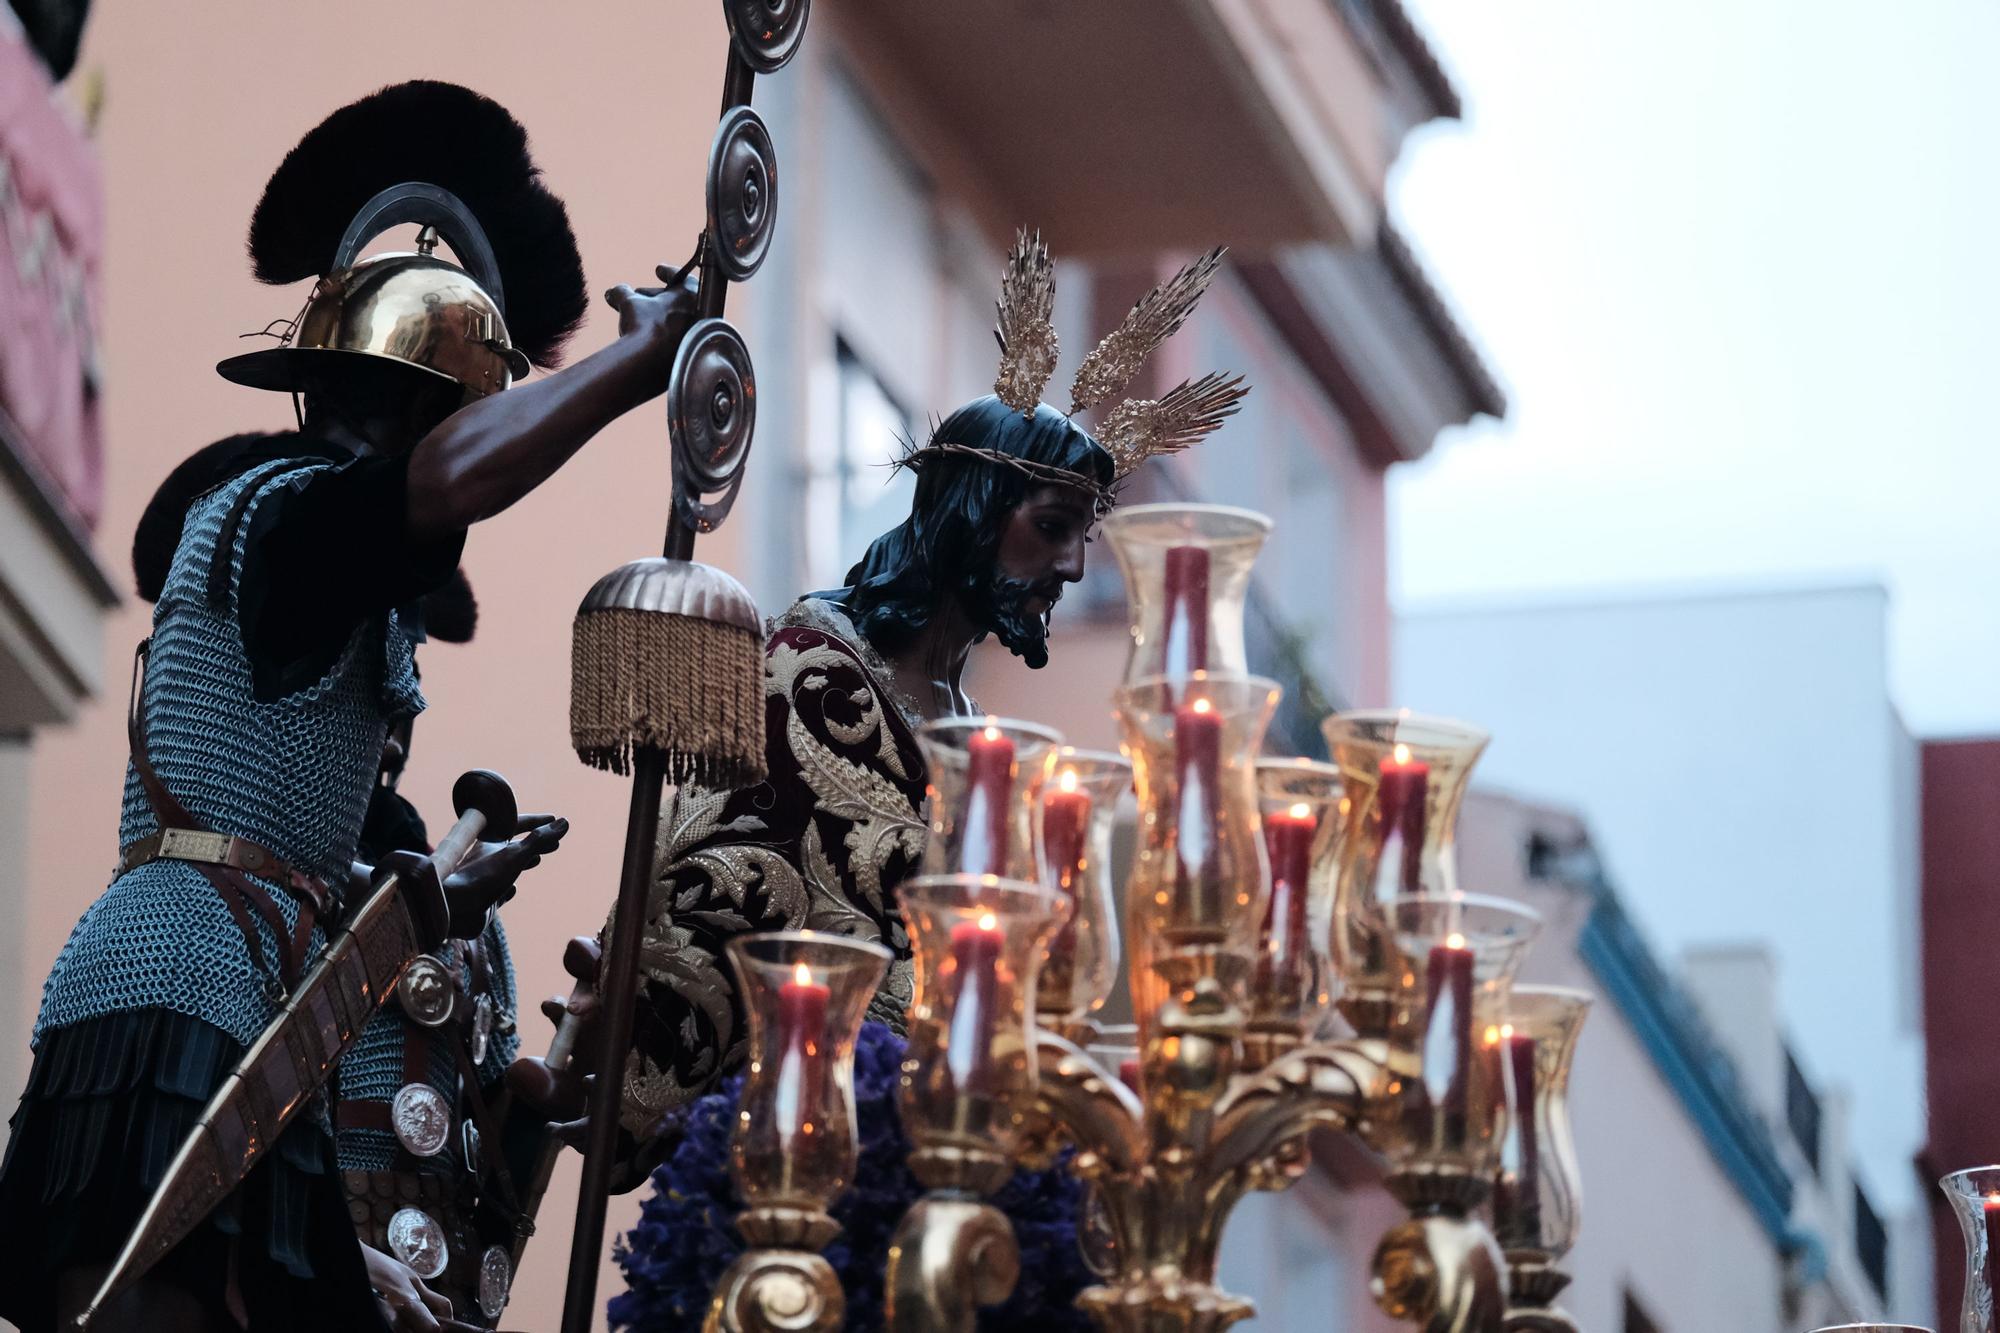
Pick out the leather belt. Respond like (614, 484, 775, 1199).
(116, 827, 332, 918)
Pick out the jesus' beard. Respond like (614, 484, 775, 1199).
(965, 573, 1061, 670)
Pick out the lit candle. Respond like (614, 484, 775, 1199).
(961, 722, 1017, 877)
(945, 911, 1005, 1094)
(1117, 1057, 1142, 1093)
(1377, 743, 1430, 892)
(1172, 694, 1225, 926)
(776, 961, 830, 1137)
(1492, 1024, 1541, 1242)
(1255, 801, 1318, 1006)
(1985, 1193, 2000, 1328)
(1423, 934, 1475, 1147)
(1041, 768, 1094, 1004)
(1161, 545, 1211, 676)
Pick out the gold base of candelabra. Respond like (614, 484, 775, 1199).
(703, 1208, 845, 1333)
(1371, 1214, 1509, 1333)
(884, 1196, 1021, 1332)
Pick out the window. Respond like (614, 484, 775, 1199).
(1854, 1181, 1889, 1303)
(806, 338, 915, 588)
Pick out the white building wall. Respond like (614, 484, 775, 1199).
(1394, 585, 1924, 1235)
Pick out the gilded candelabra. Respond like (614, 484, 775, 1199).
(707, 504, 1597, 1331)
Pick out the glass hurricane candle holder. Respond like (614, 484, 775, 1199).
(1488, 985, 1591, 1259)
(725, 931, 892, 1215)
(1380, 893, 1541, 1196)
(1321, 710, 1490, 1038)
(1114, 672, 1281, 1034)
(1247, 757, 1345, 1053)
(918, 716, 1063, 882)
(1037, 747, 1133, 1035)
(1942, 1166, 2000, 1333)
(1102, 502, 1273, 683)
(899, 873, 1064, 1193)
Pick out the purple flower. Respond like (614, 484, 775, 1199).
(610, 1023, 1095, 1331)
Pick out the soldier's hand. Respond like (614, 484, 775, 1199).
(363, 1242, 456, 1333)
(605, 260, 701, 372)
(505, 935, 602, 1120)
(441, 815, 568, 938)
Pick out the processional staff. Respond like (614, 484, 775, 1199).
(552, 5, 813, 1332)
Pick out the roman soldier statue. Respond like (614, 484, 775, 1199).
(0, 79, 696, 1333)
(615, 232, 1248, 1136)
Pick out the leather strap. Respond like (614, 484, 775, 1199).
(336, 1101, 396, 1133)
(124, 637, 319, 996)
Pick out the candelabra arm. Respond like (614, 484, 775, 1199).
(1205, 1038, 1388, 1183)
(883, 1196, 1022, 1333)
(1371, 1214, 1508, 1333)
(1025, 1028, 1146, 1174)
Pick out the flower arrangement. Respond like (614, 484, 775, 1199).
(610, 1022, 1095, 1331)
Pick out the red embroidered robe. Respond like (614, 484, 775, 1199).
(622, 599, 927, 1131)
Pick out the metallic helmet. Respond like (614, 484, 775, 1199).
(218, 183, 530, 402)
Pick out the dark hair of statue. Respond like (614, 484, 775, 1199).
(833, 396, 1113, 654)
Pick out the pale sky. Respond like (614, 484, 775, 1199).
(1390, 0, 2000, 738)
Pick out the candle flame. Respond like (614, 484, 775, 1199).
(1501, 1023, 1516, 1039)
(793, 962, 812, 987)
(978, 912, 998, 931)
(1445, 932, 1466, 949)
(1191, 696, 1213, 715)
(1059, 768, 1079, 794)
(1483, 1025, 1502, 1045)
(982, 723, 1001, 742)
(1392, 742, 1412, 765)
(1288, 801, 1312, 820)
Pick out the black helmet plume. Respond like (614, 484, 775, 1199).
(246, 80, 587, 369)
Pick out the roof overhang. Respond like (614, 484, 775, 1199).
(824, 0, 1416, 254)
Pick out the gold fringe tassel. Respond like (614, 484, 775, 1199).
(569, 607, 767, 787)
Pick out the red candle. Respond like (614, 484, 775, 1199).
(1117, 1057, 1142, 1092)
(1494, 1028, 1541, 1239)
(1423, 936, 1475, 1145)
(1161, 545, 1211, 677)
(1377, 743, 1430, 892)
(1255, 802, 1317, 1005)
(776, 961, 830, 1136)
(961, 722, 1017, 877)
(945, 913, 1005, 1094)
(1172, 695, 1225, 926)
(1041, 769, 1094, 993)
(1984, 1194, 2000, 1328)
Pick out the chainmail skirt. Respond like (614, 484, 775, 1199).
(0, 1008, 387, 1333)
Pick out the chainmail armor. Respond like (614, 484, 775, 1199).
(36, 458, 425, 1046)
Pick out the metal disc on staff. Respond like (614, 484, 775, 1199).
(478, 1245, 514, 1320)
(391, 1082, 453, 1158)
(706, 107, 777, 282)
(396, 955, 455, 1027)
(386, 1206, 449, 1280)
(721, 0, 810, 73)
(667, 318, 759, 535)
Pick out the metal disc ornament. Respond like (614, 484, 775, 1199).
(478, 1245, 513, 1320)
(705, 107, 778, 282)
(391, 1083, 452, 1158)
(470, 994, 495, 1066)
(667, 317, 758, 534)
(396, 955, 455, 1027)
(722, 0, 810, 73)
(386, 1207, 449, 1280)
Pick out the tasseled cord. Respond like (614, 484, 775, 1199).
(569, 606, 766, 788)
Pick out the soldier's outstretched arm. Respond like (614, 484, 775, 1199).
(405, 270, 698, 539)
